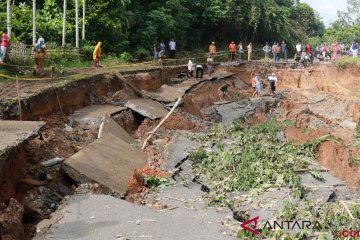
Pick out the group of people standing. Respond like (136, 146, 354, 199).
(251, 72, 278, 98)
(209, 41, 253, 63)
(153, 39, 177, 60)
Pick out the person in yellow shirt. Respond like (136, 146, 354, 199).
(209, 42, 217, 57)
(93, 42, 102, 68)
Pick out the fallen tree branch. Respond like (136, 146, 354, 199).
(341, 200, 355, 220)
(141, 97, 182, 150)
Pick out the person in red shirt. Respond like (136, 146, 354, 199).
(229, 41, 236, 62)
(305, 43, 311, 54)
(0, 29, 10, 62)
(332, 43, 339, 61)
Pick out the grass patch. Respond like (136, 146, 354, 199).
(334, 57, 360, 70)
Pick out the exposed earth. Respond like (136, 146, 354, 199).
(1, 61, 360, 239)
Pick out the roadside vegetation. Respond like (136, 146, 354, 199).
(188, 119, 360, 239)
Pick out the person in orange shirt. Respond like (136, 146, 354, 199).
(229, 41, 236, 62)
(209, 42, 217, 57)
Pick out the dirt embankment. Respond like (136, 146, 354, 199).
(0, 114, 99, 239)
(182, 78, 248, 117)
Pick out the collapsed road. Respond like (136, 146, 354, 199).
(1, 62, 360, 239)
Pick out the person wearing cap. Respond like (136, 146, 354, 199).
(268, 73, 278, 96)
(229, 41, 236, 62)
(209, 42, 217, 57)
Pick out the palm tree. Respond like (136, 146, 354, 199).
(75, 0, 79, 48)
(82, 0, 85, 39)
(32, 0, 36, 45)
(62, 0, 67, 47)
(6, 0, 11, 37)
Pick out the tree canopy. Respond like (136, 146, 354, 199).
(0, 0, 325, 56)
(323, 0, 360, 44)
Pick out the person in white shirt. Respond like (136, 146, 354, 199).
(196, 64, 203, 79)
(169, 39, 176, 58)
(267, 73, 278, 96)
(187, 60, 193, 78)
(296, 43, 302, 54)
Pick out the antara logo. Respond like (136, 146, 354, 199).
(240, 216, 321, 235)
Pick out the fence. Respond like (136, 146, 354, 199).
(9, 42, 83, 60)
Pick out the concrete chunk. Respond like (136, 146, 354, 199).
(0, 121, 45, 168)
(68, 105, 126, 126)
(144, 71, 235, 103)
(101, 115, 134, 144)
(125, 98, 168, 120)
(63, 126, 146, 194)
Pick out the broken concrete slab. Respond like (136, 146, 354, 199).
(0, 121, 45, 165)
(233, 78, 250, 90)
(63, 130, 146, 194)
(100, 115, 134, 144)
(202, 102, 256, 125)
(144, 84, 183, 102)
(68, 105, 126, 126)
(35, 194, 237, 240)
(164, 131, 201, 170)
(300, 172, 344, 188)
(144, 71, 235, 103)
(250, 96, 279, 113)
(125, 98, 168, 120)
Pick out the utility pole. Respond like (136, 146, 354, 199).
(32, 0, 36, 45)
(75, 0, 79, 48)
(62, 0, 67, 47)
(6, 0, 11, 37)
(82, 0, 85, 39)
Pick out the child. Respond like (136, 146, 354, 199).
(252, 73, 261, 97)
(218, 83, 230, 102)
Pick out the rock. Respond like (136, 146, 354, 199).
(339, 118, 357, 130)
(63, 124, 74, 132)
(41, 157, 64, 167)
(153, 139, 167, 146)
(276, 131, 285, 142)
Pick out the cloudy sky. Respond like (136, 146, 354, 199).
(301, 0, 348, 27)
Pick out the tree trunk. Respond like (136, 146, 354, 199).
(75, 0, 79, 48)
(62, 0, 67, 47)
(82, 0, 85, 39)
(6, 0, 11, 37)
(32, 0, 36, 46)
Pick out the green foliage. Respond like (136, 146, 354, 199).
(118, 52, 134, 63)
(144, 176, 169, 188)
(191, 120, 330, 198)
(188, 149, 207, 163)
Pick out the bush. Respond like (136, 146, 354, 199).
(118, 52, 134, 63)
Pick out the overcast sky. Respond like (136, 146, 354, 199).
(301, 0, 348, 27)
